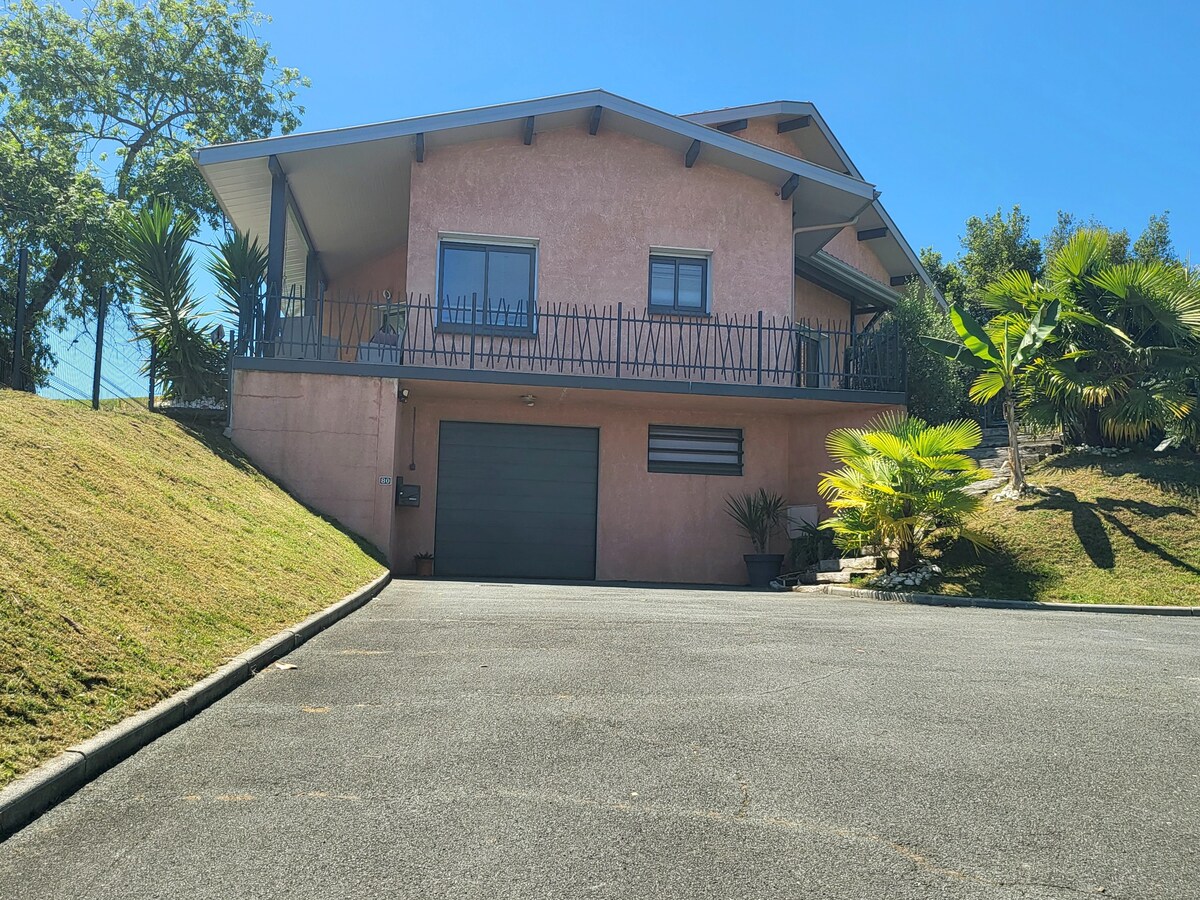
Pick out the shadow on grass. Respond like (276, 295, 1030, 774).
(1040, 451, 1200, 502)
(1018, 488, 1197, 576)
(935, 538, 1052, 601)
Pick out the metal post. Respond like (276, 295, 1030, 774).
(469, 292, 477, 370)
(92, 286, 107, 409)
(11, 247, 28, 390)
(756, 310, 764, 385)
(148, 343, 157, 411)
(315, 282, 325, 360)
(615, 302, 623, 378)
(226, 328, 237, 430)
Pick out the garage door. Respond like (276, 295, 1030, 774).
(434, 421, 599, 579)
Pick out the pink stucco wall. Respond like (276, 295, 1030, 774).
(229, 368, 895, 583)
(389, 384, 896, 584)
(823, 226, 892, 285)
(725, 118, 805, 159)
(405, 125, 794, 320)
(230, 369, 400, 558)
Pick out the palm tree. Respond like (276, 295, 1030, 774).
(123, 199, 225, 403)
(1010, 230, 1200, 447)
(819, 412, 990, 572)
(922, 295, 1060, 496)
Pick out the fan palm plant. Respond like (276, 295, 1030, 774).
(207, 232, 267, 354)
(818, 412, 990, 572)
(123, 199, 226, 403)
(1010, 230, 1200, 447)
(921, 295, 1060, 495)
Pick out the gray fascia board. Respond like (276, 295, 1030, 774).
(232, 356, 903, 405)
(683, 101, 863, 179)
(195, 90, 875, 200)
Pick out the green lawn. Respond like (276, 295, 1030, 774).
(936, 450, 1200, 606)
(0, 391, 385, 786)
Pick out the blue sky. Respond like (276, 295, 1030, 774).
(249, 0, 1198, 264)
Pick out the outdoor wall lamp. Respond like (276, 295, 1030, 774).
(521, 394, 536, 407)
(400, 388, 410, 403)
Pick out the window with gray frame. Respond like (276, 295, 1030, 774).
(438, 241, 536, 331)
(648, 254, 708, 314)
(648, 425, 743, 475)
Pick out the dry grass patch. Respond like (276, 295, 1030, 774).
(0, 392, 385, 786)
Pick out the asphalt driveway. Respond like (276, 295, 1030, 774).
(2, 581, 1197, 899)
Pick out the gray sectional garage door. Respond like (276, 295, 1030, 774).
(434, 422, 599, 579)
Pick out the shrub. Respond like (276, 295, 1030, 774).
(819, 412, 990, 571)
(724, 489, 787, 554)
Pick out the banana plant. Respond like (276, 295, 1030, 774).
(921, 298, 1060, 496)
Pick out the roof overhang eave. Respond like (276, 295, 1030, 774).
(194, 90, 876, 202)
(795, 251, 903, 311)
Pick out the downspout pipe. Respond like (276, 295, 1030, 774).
(791, 194, 879, 237)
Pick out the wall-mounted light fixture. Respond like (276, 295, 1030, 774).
(400, 388, 410, 403)
(520, 394, 536, 407)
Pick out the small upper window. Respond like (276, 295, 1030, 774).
(648, 254, 708, 314)
(438, 240, 536, 332)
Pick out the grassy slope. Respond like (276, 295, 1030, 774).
(0, 392, 385, 786)
(937, 451, 1200, 606)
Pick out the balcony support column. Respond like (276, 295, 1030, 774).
(265, 155, 288, 354)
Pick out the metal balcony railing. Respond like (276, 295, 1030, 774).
(235, 291, 904, 394)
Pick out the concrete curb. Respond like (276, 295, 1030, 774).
(807, 585, 1199, 617)
(0, 570, 391, 840)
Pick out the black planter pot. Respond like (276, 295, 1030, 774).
(743, 553, 784, 588)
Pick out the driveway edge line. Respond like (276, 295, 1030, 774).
(810, 585, 1198, 616)
(0, 570, 392, 840)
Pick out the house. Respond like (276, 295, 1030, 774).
(194, 90, 935, 584)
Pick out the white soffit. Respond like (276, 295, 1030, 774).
(196, 91, 885, 284)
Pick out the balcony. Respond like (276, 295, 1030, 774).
(233, 292, 905, 400)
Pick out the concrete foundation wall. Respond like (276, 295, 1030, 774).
(230, 369, 400, 559)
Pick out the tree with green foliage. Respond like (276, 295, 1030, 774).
(1044, 211, 1130, 266)
(1043, 209, 1177, 269)
(818, 412, 990, 572)
(922, 295, 1060, 496)
(1002, 230, 1200, 447)
(0, 0, 306, 388)
(920, 206, 1044, 321)
(123, 199, 226, 402)
(1132, 211, 1177, 264)
(881, 285, 973, 423)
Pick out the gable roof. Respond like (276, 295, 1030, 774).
(685, 100, 939, 299)
(194, 90, 930, 294)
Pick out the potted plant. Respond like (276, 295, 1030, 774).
(724, 489, 787, 587)
(414, 552, 434, 577)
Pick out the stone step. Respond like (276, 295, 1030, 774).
(978, 427, 1061, 449)
(965, 474, 1007, 496)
